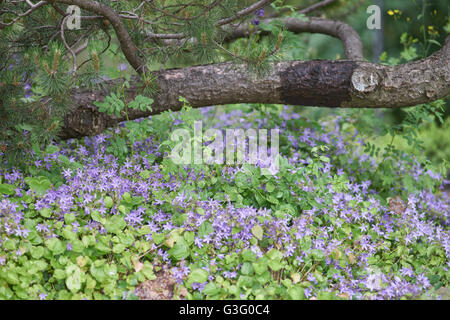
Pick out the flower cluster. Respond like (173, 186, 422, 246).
(0, 104, 448, 300)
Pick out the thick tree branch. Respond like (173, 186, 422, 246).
(149, 17, 363, 61)
(224, 17, 364, 61)
(58, 35, 449, 140)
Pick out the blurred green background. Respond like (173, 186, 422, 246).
(280, 0, 449, 166)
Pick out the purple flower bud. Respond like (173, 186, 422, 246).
(255, 9, 265, 17)
(118, 63, 128, 71)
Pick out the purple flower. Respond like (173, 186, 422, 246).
(365, 272, 383, 291)
(251, 9, 264, 26)
(223, 271, 237, 279)
(400, 267, 414, 278)
(304, 288, 312, 298)
(255, 9, 265, 17)
(191, 282, 207, 292)
(118, 63, 128, 71)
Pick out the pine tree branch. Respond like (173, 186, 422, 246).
(0, 0, 48, 28)
(267, 0, 337, 18)
(48, 0, 147, 74)
(217, 0, 275, 26)
(224, 17, 364, 61)
(298, 0, 336, 14)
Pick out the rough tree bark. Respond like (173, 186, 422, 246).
(60, 34, 449, 139)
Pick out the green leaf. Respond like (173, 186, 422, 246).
(54, 269, 66, 280)
(39, 208, 52, 218)
(235, 172, 247, 188)
(95, 241, 111, 253)
(184, 231, 195, 245)
(189, 268, 208, 283)
(118, 233, 135, 246)
(240, 262, 254, 275)
(104, 196, 114, 208)
(45, 145, 60, 154)
(268, 259, 283, 271)
(4, 239, 16, 250)
(141, 262, 156, 280)
(5, 271, 20, 285)
(317, 291, 337, 300)
(311, 249, 325, 261)
(76, 256, 89, 268)
(266, 182, 275, 193)
(82, 235, 96, 247)
(113, 243, 126, 254)
(129, 95, 153, 112)
(85, 275, 97, 290)
(198, 221, 214, 238)
(30, 246, 45, 259)
(288, 286, 305, 300)
(105, 215, 126, 234)
(64, 213, 76, 224)
(24, 176, 52, 195)
(241, 249, 257, 262)
(266, 249, 283, 271)
(300, 237, 312, 251)
(152, 233, 165, 245)
(138, 226, 151, 235)
(252, 259, 268, 275)
(231, 227, 241, 235)
(118, 205, 127, 214)
(267, 249, 283, 261)
(251, 225, 264, 240)
(168, 239, 190, 261)
(91, 210, 106, 224)
(203, 282, 219, 296)
(139, 170, 150, 179)
(45, 238, 65, 255)
(237, 275, 254, 288)
(65, 265, 82, 293)
(90, 264, 106, 283)
(0, 184, 15, 195)
(62, 226, 77, 241)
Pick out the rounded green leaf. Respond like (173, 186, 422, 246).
(189, 268, 208, 283)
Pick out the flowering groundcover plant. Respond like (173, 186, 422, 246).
(0, 104, 448, 300)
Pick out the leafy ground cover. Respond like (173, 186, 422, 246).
(0, 104, 448, 300)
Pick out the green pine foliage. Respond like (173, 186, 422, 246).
(0, 0, 298, 166)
